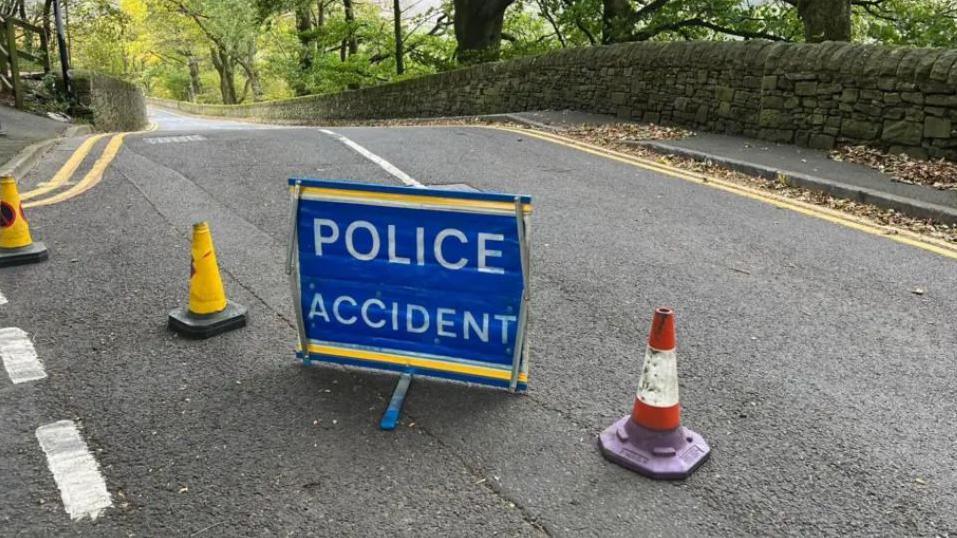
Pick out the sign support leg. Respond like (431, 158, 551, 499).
(379, 373, 413, 431)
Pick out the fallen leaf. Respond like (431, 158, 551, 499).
(832, 145, 957, 192)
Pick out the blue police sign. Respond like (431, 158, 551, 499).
(287, 178, 532, 392)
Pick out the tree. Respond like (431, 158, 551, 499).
(452, 0, 517, 63)
(547, 0, 789, 45)
(602, 0, 638, 43)
(535, 0, 568, 47)
(0, 0, 24, 18)
(293, 1, 316, 94)
(393, 0, 404, 74)
(210, 46, 239, 103)
(795, 0, 851, 42)
(341, 0, 358, 59)
(162, 0, 264, 103)
(857, 0, 957, 48)
(186, 56, 202, 100)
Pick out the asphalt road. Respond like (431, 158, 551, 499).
(1, 107, 955, 536)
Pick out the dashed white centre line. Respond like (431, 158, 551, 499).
(0, 327, 46, 384)
(319, 129, 424, 188)
(35, 420, 112, 521)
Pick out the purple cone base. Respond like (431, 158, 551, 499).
(598, 416, 710, 480)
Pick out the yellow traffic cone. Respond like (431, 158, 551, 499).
(168, 222, 246, 338)
(0, 175, 48, 267)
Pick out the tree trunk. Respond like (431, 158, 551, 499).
(42, 0, 53, 43)
(296, 2, 314, 42)
(602, 0, 635, 43)
(222, 67, 237, 104)
(236, 41, 263, 102)
(393, 0, 404, 75)
(211, 47, 237, 104)
(453, 0, 516, 64)
(241, 59, 264, 101)
(294, 2, 315, 95)
(342, 0, 358, 57)
(187, 55, 201, 102)
(797, 0, 851, 43)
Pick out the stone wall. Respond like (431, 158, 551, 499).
(75, 71, 148, 132)
(153, 40, 957, 159)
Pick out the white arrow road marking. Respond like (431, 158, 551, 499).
(0, 327, 46, 384)
(35, 421, 112, 521)
(319, 129, 424, 188)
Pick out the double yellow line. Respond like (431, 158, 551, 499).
(489, 126, 957, 262)
(23, 123, 156, 208)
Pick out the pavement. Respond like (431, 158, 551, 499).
(494, 110, 957, 225)
(0, 106, 955, 536)
(0, 105, 73, 177)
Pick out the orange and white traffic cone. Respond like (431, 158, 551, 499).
(598, 307, 710, 479)
(0, 175, 48, 267)
(168, 222, 247, 338)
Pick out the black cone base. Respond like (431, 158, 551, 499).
(168, 301, 247, 339)
(0, 242, 48, 267)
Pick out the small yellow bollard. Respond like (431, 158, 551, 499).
(0, 175, 48, 267)
(188, 222, 228, 315)
(168, 221, 246, 338)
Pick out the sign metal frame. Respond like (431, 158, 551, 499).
(287, 178, 533, 411)
(286, 179, 310, 362)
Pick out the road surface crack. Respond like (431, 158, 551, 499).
(407, 417, 554, 537)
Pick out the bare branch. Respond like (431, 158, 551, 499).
(633, 17, 789, 41)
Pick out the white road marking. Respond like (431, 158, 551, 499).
(319, 129, 424, 188)
(35, 420, 112, 521)
(0, 289, 7, 305)
(0, 327, 46, 384)
(144, 135, 207, 144)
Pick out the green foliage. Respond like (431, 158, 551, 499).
(856, 0, 957, 48)
(548, 0, 801, 43)
(69, 0, 136, 77)
(499, 1, 556, 59)
(550, 0, 603, 45)
(748, 1, 803, 43)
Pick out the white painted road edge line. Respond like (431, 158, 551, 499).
(0, 327, 46, 384)
(319, 129, 425, 188)
(35, 420, 113, 521)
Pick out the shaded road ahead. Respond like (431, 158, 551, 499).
(1, 108, 955, 536)
(148, 107, 280, 131)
